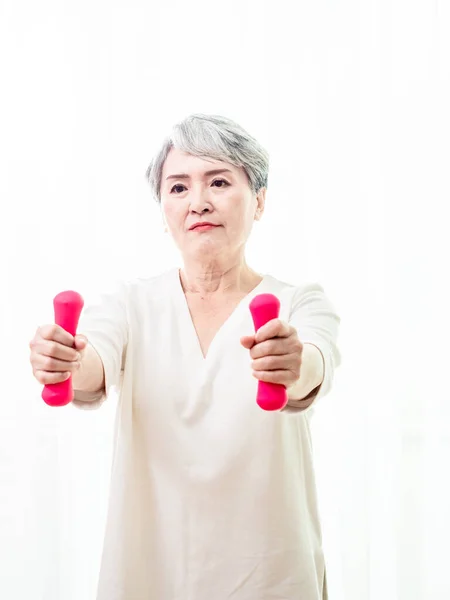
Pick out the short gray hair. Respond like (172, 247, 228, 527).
(145, 113, 269, 203)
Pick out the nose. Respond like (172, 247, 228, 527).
(189, 189, 213, 215)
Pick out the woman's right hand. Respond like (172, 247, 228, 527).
(29, 325, 88, 385)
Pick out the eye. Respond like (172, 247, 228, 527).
(169, 179, 230, 194)
(212, 179, 230, 188)
(170, 184, 186, 194)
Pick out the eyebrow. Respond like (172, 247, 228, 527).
(165, 168, 233, 181)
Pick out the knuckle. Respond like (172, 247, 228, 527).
(39, 325, 51, 339)
(37, 326, 48, 340)
(291, 353, 301, 368)
(265, 356, 276, 369)
(273, 319, 283, 332)
(250, 347, 259, 359)
(293, 340, 303, 353)
(255, 341, 267, 356)
(43, 356, 56, 369)
(269, 340, 279, 354)
(42, 324, 59, 341)
(48, 341, 59, 356)
(49, 324, 60, 336)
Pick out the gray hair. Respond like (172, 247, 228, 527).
(145, 113, 269, 203)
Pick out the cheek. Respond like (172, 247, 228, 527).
(162, 203, 183, 228)
(226, 216, 252, 243)
(228, 194, 254, 226)
(237, 201, 255, 229)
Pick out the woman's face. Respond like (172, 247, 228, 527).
(160, 148, 265, 262)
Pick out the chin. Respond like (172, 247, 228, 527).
(187, 239, 222, 257)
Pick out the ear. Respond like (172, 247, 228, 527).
(254, 187, 266, 221)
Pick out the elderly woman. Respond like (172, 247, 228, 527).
(29, 113, 341, 600)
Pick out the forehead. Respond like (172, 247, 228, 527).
(161, 148, 241, 179)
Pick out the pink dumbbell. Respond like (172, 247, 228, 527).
(249, 293, 288, 411)
(41, 291, 84, 407)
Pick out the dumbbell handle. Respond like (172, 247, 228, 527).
(249, 293, 288, 411)
(41, 291, 84, 407)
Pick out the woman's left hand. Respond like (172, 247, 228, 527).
(240, 318, 303, 387)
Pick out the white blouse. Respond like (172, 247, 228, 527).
(73, 267, 341, 600)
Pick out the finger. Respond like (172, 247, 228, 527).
(39, 324, 75, 348)
(74, 335, 88, 350)
(32, 352, 80, 373)
(250, 338, 290, 359)
(34, 370, 71, 385)
(252, 369, 291, 386)
(240, 335, 255, 349)
(251, 354, 296, 372)
(254, 319, 293, 344)
(32, 341, 79, 362)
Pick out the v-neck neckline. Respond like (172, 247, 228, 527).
(172, 268, 268, 362)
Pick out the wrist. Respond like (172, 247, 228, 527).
(286, 343, 324, 403)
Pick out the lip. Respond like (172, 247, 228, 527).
(189, 222, 220, 231)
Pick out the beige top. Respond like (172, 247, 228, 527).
(74, 268, 341, 600)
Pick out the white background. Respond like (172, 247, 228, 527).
(1, 0, 449, 598)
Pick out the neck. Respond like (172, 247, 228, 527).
(179, 255, 260, 296)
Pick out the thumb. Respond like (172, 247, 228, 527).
(240, 335, 255, 350)
(74, 334, 88, 350)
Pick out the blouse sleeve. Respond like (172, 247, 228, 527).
(71, 280, 129, 411)
(283, 282, 342, 415)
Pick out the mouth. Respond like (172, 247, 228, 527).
(189, 223, 220, 231)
